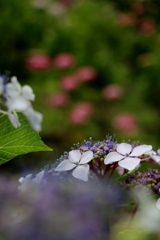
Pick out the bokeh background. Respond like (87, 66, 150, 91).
(1, 0, 160, 172)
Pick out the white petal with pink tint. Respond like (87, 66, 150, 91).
(117, 143, 132, 155)
(80, 151, 93, 164)
(130, 145, 152, 157)
(69, 150, 81, 163)
(55, 160, 75, 171)
(147, 150, 160, 163)
(118, 157, 140, 171)
(72, 164, 89, 181)
(104, 152, 124, 165)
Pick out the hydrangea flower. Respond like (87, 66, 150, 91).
(19, 170, 45, 191)
(0, 75, 43, 131)
(6, 76, 35, 111)
(104, 143, 152, 171)
(55, 150, 93, 181)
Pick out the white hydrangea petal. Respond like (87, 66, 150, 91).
(22, 85, 35, 101)
(156, 198, 160, 210)
(8, 110, 21, 128)
(104, 152, 124, 165)
(6, 83, 19, 97)
(80, 151, 93, 164)
(151, 155, 160, 163)
(147, 150, 156, 155)
(130, 145, 152, 157)
(55, 160, 75, 171)
(118, 157, 140, 171)
(19, 177, 24, 184)
(23, 107, 43, 131)
(6, 95, 30, 111)
(35, 170, 44, 183)
(19, 174, 32, 184)
(72, 164, 89, 181)
(69, 150, 81, 163)
(117, 143, 132, 155)
(10, 76, 21, 92)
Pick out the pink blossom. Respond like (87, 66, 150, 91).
(102, 84, 124, 100)
(26, 54, 51, 70)
(60, 0, 74, 5)
(113, 113, 138, 134)
(69, 102, 95, 124)
(131, 2, 145, 15)
(140, 18, 155, 35)
(60, 75, 79, 91)
(47, 93, 70, 107)
(116, 13, 137, 27)
(52, 53, 75, 69)
(76, 66, 97, 82)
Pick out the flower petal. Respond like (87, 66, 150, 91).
(80, 151, 93, 164)
(55, 160, 75, 171)
(117, 143, 132, 156)
(8, 110, 21, 128)
(130, 145, 152, 157)
(6, 77, 21, 97)
(69, 150, 81, 163)
(23, 107, 43, 131)
(150, 155, 160, 163)
(7, 96, 30, 111)
(72, 164, 89, 181)
(22, 85, 35, 101)
(104, 152, 124, 165)
(35, 170, 44, 183)
(19, 174, 32, 184)
(156, 198, 160, 210)
(118, 157, 140, 171)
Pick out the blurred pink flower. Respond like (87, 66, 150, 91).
(131, 2, 145, 15)
(69, 102, 95, 124)
(76, 66, 97, 82)
(52, 53, 75, 69)
(113, 113, 138, 133)
(116, 13, 137, 27)
(60, 0, 74, 5)
(60, 75, 79, 91)
(47, 93, 70, 107)
(26, 54, 51, 70)
(140, 18, 155, 35)
(102, 84, 124, 100)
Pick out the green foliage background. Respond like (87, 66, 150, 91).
(1, 0, 160, 169)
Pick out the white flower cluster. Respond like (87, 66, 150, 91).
(55, 143, 160, 181)
(0, 76, 43, 131)
(18, 170, 45, 191)
(104, 143, 159, 171)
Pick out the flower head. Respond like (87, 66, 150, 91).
(55, 150, 93, 181)
(6, 76, 35, 111)
(104, 143, 152, 171)
(0, 76, 43, 131)
(26, 54, 51, 70)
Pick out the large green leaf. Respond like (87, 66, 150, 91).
(0, 113, 52, 165)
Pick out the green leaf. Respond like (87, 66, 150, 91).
(0, 113, 52, 165)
